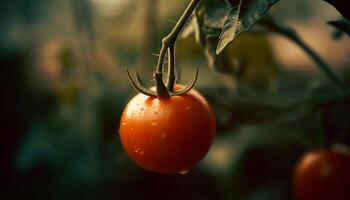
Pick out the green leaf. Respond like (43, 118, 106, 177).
(195, 0, 230, 41)
(181, 0, 231, 69)
(216, 0, 279, 54)
(181, 0, 230, 44)
(181, 0, 279, 81)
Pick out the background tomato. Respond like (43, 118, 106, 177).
(293, 149, 350, 200)
(119, 86, 215, 173)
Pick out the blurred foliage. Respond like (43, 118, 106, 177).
(182, 0, 279, 91)
(182, 0, 279, 55)
(327, 19, 350, 39)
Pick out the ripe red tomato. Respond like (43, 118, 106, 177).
(119, 85, 215, 173)
(293, 149, 350, 200)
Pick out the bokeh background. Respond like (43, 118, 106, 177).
(1, 0, 349, 199)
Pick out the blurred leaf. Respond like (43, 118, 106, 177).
(216, 0, 279, 54)
(176, 35, 203, 58)
(200, 86, 350, 128)
(327, 19, 350, 39)
(219, 33, 279, 91)
(324, 0, 350, 20)
(182, 0, 231, 71)
(182, 0, 278, 90)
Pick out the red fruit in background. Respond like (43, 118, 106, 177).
(293, 149, 350, 200)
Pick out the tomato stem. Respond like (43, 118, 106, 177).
(127, 0, 201, 98)
(154, 0, 201, 97)
(166, 45, 176, 92)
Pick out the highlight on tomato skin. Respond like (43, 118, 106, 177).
(119, 86, 216, 173)
(293, 149, 350, 200)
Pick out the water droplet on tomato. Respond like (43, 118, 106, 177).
(133, 146, 144, 155)
(122, 122, 126, 126)
(186, 105, 191, 110)
(179, 170, 190, 175)
(151, 122, 158, 126)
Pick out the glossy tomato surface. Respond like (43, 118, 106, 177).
(293, 149, 350, 200)
(119, 86, 215, 173)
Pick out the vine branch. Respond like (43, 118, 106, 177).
(260, 18, 348, 92)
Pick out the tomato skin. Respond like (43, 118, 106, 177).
(293, 149, 350, 200)
(119, 86, 215, 173)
